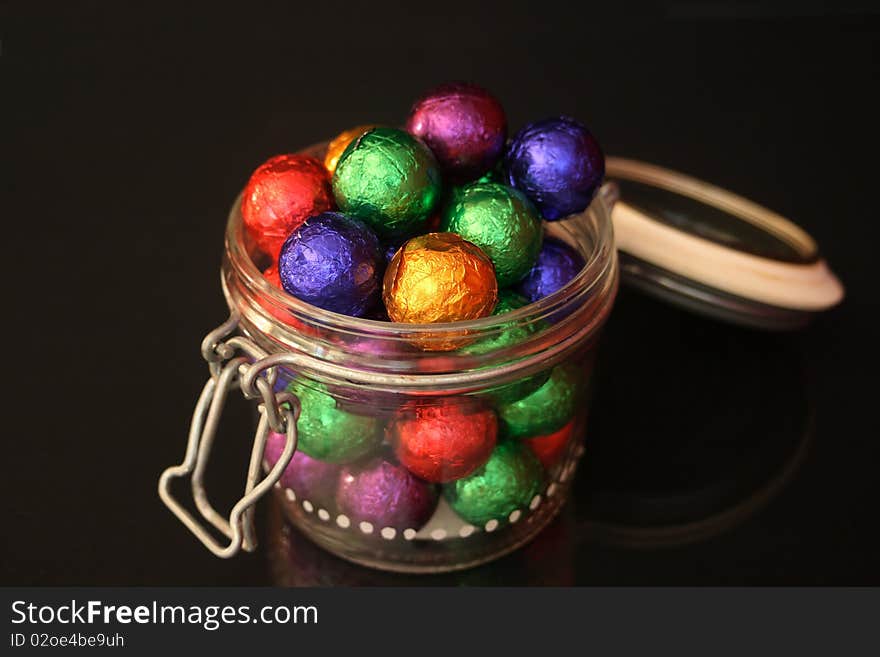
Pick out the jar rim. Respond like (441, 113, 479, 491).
(225, 148, 617, 341)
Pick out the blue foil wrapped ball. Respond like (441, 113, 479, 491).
(516, 237, 586, 303)
(278, 212, 383, 317)
(505, 116, 605, 220)
(383, 242, 400, 264)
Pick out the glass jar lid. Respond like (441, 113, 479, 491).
(606, 157, 844, 330)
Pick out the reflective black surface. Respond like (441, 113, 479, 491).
(580, 288, 813, 531)
(3, 1, 878, 585)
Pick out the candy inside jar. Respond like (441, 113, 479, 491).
(214, 85, 618, 572)
(227, 169, 616, 572)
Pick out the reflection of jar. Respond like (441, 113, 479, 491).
(159, 142, 618, 573)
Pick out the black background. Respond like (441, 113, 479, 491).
(2, 1, 878, 585)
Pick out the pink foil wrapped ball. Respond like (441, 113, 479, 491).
(336, 457, 438, 530)
(264, 432, 340, 509)
(406, 82, 507, 180)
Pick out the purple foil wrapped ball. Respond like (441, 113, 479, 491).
(516, 237, 586, 303)
(337, 457, 438, 530)
(264, 432, 341, 509)
(271, 367, 297, 394)
(505, 116, 605, 220)
(406, 82, 507, 180)
(278, 212, 383, 317)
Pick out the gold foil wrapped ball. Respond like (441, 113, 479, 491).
(383, 233, 498, 326)
(323, 125, 378, 175)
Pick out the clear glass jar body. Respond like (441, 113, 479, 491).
(222, 144, 618, 573)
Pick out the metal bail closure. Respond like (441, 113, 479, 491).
(158, 356, 299, 558)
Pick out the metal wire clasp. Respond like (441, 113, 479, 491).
(158, 313, 300, 558)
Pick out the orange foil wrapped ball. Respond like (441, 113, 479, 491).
(323, 125, 378, 175)
(241, 154, 335, 258)
(383, 233, 498, 325)
(391, 399, 498, 483)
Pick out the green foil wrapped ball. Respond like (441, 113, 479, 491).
(476, 163, 504, 184)
(497, 363, 581, 439)
(461, 290, 550, 403)
(441, 182, 543, 287)
(462, 290, 535, 355)
(286, 379, 382, 463)
(444, 441, 544, 526)
(332, 127, 442, 241)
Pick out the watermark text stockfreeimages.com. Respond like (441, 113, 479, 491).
(11, 599, 317, 632)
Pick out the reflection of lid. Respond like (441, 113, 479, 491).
(606, 157, 845, 330)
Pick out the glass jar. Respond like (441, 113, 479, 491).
(161, 142, 618, 573)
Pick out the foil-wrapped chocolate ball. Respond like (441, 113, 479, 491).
(390, 400, 497, 483)
(461, 290, 533, 355)
(336, 457, 439, 530)
(380, 213, 441, 265)
(278, 212, 383, 317)
(263, 264, 282, 289)
(441, 182, 543, 287)
(242, 154, 335, 257)
(323, 124, 379, 175)
(462, 290, 550, 403)
(260, 265, 312, 332)
(264, 432, 341, 509)
(525, 420, 575, 469)
(406, 82, 507, 180)
(270, 365, 297, 394)
(383, 242, 400, 264)
(498, 364, 582, 439)
(287, 380, 382, 463)
(476, 164, 504, 184)
(383, 232, 498, 324)
(505, 116, 605, 220)
(332, 127, 441, 240)
(444, 441, 544, 526)
(516, 237, 586, 303)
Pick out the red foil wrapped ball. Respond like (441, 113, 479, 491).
(259, 265, 312, 334)
(241, 154, 335, 258)
(406, 82, 507, 180)
(525, 420, 575, 469)
(263, 264, 282, 289)
(390, 399, 498, 483)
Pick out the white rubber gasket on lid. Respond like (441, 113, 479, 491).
(607, 157, 844, 312)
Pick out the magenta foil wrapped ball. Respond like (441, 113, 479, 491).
(336, 457, 438, 530)
(406, 82, 507, 180)
(264, 432, 340, 509)
(505, 116, 605, 220)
